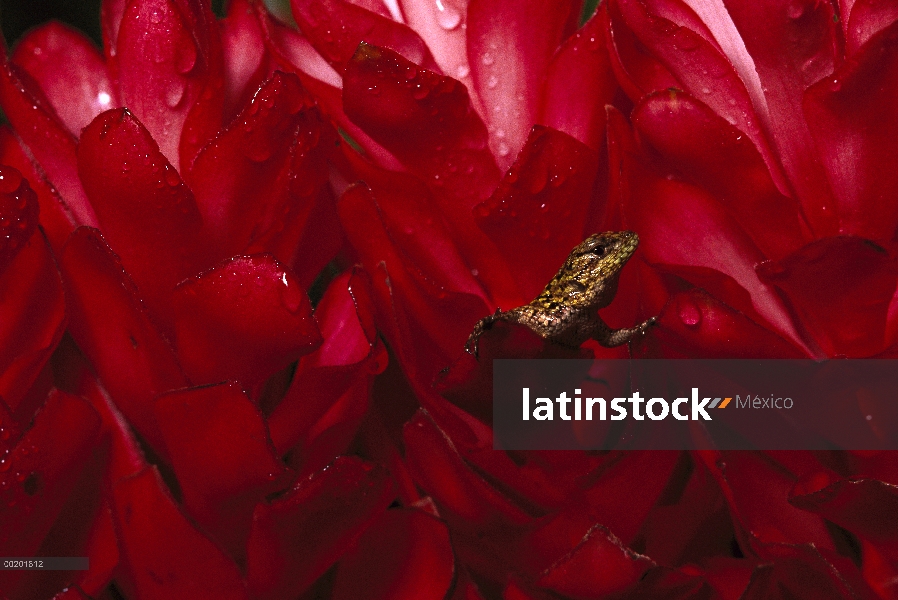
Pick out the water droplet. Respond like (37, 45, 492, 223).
(412, 86, 429, 100)
(786, 1, 805, 19)
(434, 0, 461, 30)
(456, 64, 470, 79)
(0, 167, 22, 194)
(701, 87, 711, 94)
(149, 10, 163, 24)
(677, 296, 702, 327)
(176, 42, 198, 74)
(164, 167, 180, 187)
(497, 142, 510, 157)
(121, 161, 130, 172)
(0, 459, 9, 472)
(481, 52, 494, 66)
(405, 66, 418, 81)
(165, 82, 186, 108)
(278, 272, 304, 313)
(487, 75, 498, 89)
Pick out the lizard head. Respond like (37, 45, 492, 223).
(537, 231, 640, 309)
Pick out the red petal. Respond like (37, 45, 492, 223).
(534, 524, 654, 598)
(465, 0, 577, 168)
(654, 288, 807, 358)
(0, 53, 96, 227)
(538, 13, 617, 151)
(246, 456, 395, 599)
(0, 391, 101, 592)
(0, 165, 39, 272)
(791, 474, 898, 560)
(111, 466, 249, 600)
(847, 0, 898, 54)
(77, 108, 205, 324)
(0, 127, 76, 251)
(757, 236, 898, 357)
(804, 20, 898, 242)
(154, 382, 290, 562)
(0, 229, 66, 414)
(632, 90, 810, 260)
(59, 227, 188, 454)
(171, 254, 321, 390)
(101, 0, 128, 61)
(608, 108, 808, 352)
(116, 0, 222, 170)
(474, 126, 600, 300)
(332, 508, 455, 600)
(722, 0, 842, 238)
(11, 22, 117, 136)
(291, 0, 439, 74)
(186, 71, 317, 259)
(607, 0, 784, 191)
(268, 270, 382, 455)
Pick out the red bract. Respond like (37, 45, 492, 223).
(2, 0, 898, 598)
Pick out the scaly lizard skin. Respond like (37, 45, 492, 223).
(465, 231, 656, 356)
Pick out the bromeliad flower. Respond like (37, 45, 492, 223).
(1, 0, 898, 599)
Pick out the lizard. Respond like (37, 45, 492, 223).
(465, 231, 657, 357)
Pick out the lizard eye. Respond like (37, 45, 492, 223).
(590, 244, 607, 256)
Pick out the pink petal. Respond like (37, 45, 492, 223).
(77, 108, 205, 325)
(0, 48, 96, 227)
(632, 90, 811, 260)
(0, 391, 101, 596)
(116, 0, 223, 171)
(0, 227, 65, 416)
(756, 236, 898, 357)
(538, 12, 617, 151)
(268, 270, 383, 455)
(399, 0, 483, 115)
(291, 0, 439, 74)
(474, 126, 600, 300)
(154, 382, 291, 563)
(466, 0, 578, 168)
(11, 22, 117, 136)
(171, 255, 321, 391)
(59, 227, 188, 454)
(101, 0, 128, 60)
(722, 0, 842, 238)
(0, 127, 76, 251)
(245, 457, 395, 599)
(846, 0, 898, 55)
(111, 466, 249, 600)
(332, 508, 455, 600)
(804, 20, 898, 242)
(220, 0, 272, 122)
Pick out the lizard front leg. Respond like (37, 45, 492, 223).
(590, 314, 657, 347)
(464, 308, 504, 357)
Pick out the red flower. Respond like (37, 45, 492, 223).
(1, 0, 897, 599)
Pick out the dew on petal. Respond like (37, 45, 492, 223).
(456, 64, 470, 79)
(434, 0, 462, 30)
(0, 167, 23, 194)
(165, 82, 186, 108)
(677, 296, 702, 327)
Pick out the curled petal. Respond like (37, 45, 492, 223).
(466, 0, 577, 168)
(171, 255, 321, 391)
(291, 0, 439, 73)
(246, 457, 395, 599)
(111, 466, 249, 600)
(220, 0, 272, 121)
(11, 22, 117, 136)
(154, 382, 290, 562)
(757, 236, 898, 357)
(78, 108, 205, 325)
(846, 0, 898, 55)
